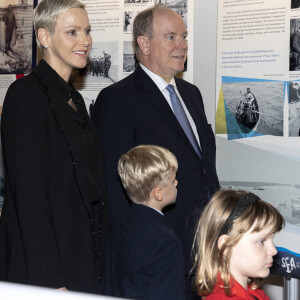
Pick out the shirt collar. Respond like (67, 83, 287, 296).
(139, 63, 177, 92)
(148, 206, 164, 215)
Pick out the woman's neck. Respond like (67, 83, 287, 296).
(43, 56, 71, 82)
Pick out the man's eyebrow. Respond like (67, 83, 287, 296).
(164, 31, 188, 35)
(165, 31, 176, 35)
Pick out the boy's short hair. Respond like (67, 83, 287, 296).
(118, 145, 178, 204)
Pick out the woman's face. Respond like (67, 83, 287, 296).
(47, 7, 92, 81)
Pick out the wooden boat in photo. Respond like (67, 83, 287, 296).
(235, 92, 260, 136)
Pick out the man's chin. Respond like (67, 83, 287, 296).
(176, 63, 186, 73)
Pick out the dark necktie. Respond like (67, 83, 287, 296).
(166, 84, 202, 158)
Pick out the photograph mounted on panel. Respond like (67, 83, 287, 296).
(73, 41, 119, 85)
(124, 11, 137, 32)
(0, 1, 33, 74)
(217, 78, 284, 140)
(290, 18, 300, 71)
(289, 81, 300, 136)
(72, 42, 119, 116)
(123, 41, 135, 73)
(291, 0, 300, 9)
(155, 0, 188, 27)
(125, 0, 152, 3)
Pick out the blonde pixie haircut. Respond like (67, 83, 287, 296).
(192, 189, 284, 297)
(118, 145, 178, 204)
(33, 0, 85, 48)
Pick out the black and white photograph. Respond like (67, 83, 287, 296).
(123, 41, 135, 72)
(291, 0, 300, 9)
(0, 1, 33, 74)
(72, 41, 119, 115)
(290, 19, 300, 71)
(221, 81, 284, 139)
(289, 81, 300, 136)
(74, 41, 119, 85)
(124, 0, 152, 4)
(155, 0, 187, 27)
(220, 181, 300, 232)
(124, 11, 137, 32)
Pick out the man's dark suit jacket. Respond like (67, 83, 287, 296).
(103, 203, 185, 299)
(92, 65, 219, 272)
(0, 60, 107, 293)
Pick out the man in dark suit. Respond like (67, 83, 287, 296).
(92, 4, 219, 298)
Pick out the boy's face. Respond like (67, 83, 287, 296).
(229, 222, 277, 288)
(162, 171, 178, 206)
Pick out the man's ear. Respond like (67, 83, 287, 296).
(137, 35, 150, 56)
(37, 28, 51, 49)
(152, 186, 163, 201)
(218, 234, 229, 255)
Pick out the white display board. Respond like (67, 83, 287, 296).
(215, 0, 300, 280)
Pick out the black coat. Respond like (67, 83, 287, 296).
(92, 65, 219, 273)
(0, 60, 107, 293)
(104, 204, 185, 299)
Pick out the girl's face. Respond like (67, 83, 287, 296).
(229, 222, 277, 289)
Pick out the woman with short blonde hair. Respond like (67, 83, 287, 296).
(0, 0, 107, 293)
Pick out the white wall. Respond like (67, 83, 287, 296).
(193, 0, 218, 128)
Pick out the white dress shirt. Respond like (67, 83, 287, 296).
(140, 63, 201, 148)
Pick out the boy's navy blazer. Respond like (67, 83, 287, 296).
(92, 65, 219, 272)
(103, 203, 185, 300)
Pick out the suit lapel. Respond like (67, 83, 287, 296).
(134, 66, 181, 132)
(175, 78, 208, 153)
(133, 66, 201, 157)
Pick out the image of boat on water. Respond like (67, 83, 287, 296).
(220, 81, 284, 139)
(235, 90, 260, 137)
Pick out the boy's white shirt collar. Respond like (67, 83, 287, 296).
(140, 204, 164, 216)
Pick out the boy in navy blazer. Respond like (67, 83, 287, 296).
(103, 145, 185, 300)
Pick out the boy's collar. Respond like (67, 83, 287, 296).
(142, 205, 164, 216)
